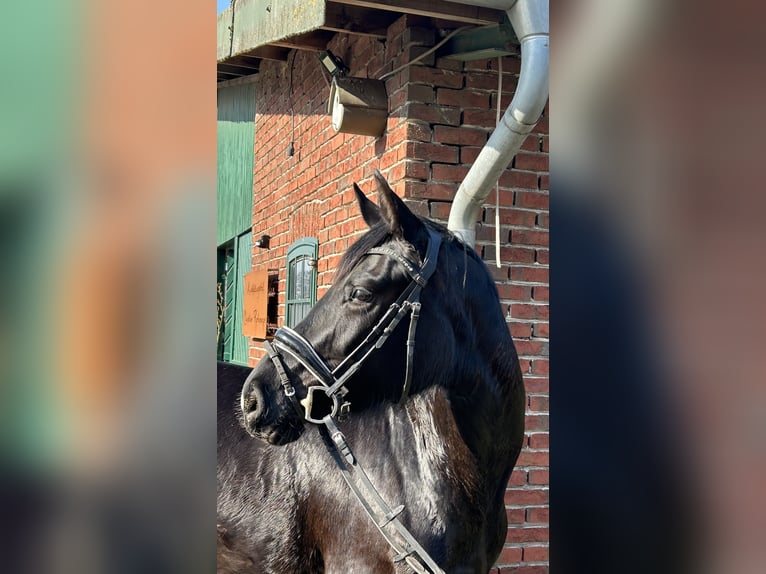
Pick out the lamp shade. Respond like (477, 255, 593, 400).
(327, 77, 388, 137)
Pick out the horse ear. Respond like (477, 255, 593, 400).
(353, 183, 382, 228)
(373, 170, 424, 242)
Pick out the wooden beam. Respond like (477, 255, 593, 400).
(329, 0, 504, 26)
(238, 45, 290, 62)
(223, 57, 261, 71)
(269, 31, 332, 52)
(218, 63, 258, 76)
(217, 70, 243, 80)
(322, 2, 390, 38)
(217, 74, 260, 88)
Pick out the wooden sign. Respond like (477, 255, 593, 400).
(243, 269, 269, 339)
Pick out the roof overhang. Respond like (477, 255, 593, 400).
(217, 0, 516, 83)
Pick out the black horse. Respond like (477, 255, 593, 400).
(218, 172, 525, 573)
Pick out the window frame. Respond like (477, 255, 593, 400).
(285, 237, 318, 328)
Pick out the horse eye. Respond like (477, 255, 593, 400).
(350, 287, 373, 302)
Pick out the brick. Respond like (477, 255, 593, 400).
(496, 284, 532, 301)
(504, 488, 549, 507)
(409, 142, 459, 164)
(464, 58, 491, 71)
(405, 160, 429, 180)
(434, 56, 464, 71)
(499, 170, 539, 190)
(432, 163, 469, 182)
(405, 103, 461, 126)
(508, 322, 532, 339)
(524, 414, 549, 431)
(528, 469, 549, 485)
(507, 469, 527, 487)
(486, 208, 537, 227)
(402, 45, 435, 67)
(527, 433, 549, 449)
(522, 546, 549, 562)
(526, 507, 549, 523)
(512, 229, 549, 247)
(466, 72, 500, 91)
(532, 323, 548, 338)
(531, 360, 549, 375)
(500, 567, 548, 574)
(406, 83, 435, 104)
(405, 120, 432, 142)
(498, 546, 523, 564)
(515, 152, 549, 172)
(510, 304, 549, 320)
(524, 378, 548, 394)
(505, 527, 549, 544)
(437, 88, 490, 109)
(515, 340, 547, 357)
(532, 286, 548, 301)
(403, 26, 436, 47)
(514, 192, 549, 209)
(528, 395, 549, 412)
(514, 450, 549, 467)
(487, 246, 535, 264)
(420, 182, 458, 201)
(407, 65, 464, 88)
(429, 201, 452, 220)
(433, 125, 487, 146)
(506, 507, 525, 524)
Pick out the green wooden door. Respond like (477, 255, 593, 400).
(217, 81, 256, 363)
(217, 231, 252, 365)
(232, 231, 252, 364)
(217, 82, 256, 246)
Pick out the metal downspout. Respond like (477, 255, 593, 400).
(446, 0, 549, 247)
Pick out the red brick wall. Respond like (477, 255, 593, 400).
(247, 15, 549, 572)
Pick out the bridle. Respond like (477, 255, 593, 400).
(249, 227, 445, 574)
(263, 227, 442, 424)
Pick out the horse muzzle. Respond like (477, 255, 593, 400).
(240, 368, 304, 445)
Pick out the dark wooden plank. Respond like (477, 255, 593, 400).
(218, 64, 257, 76)
(322, 2, 391, 38)
(224, 57, 261, 71)
(269, 31, 333, 52)
(239, 45, 290, 62)
(330, 0, 504, 25)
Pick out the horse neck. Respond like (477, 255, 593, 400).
(335, 388, 484, 508)
(438, 243, 526, 479)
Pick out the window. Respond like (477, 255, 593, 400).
(286, 238, 318, 328)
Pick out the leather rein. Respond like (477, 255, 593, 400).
(255, 227, 445, 574)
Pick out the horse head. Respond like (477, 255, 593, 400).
(241, 172, 451, 442)
(240, 170, 518, 450)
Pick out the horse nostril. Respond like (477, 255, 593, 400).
(241, 380, 265, 428)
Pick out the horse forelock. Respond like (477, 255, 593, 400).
(334, 224, 390, 282)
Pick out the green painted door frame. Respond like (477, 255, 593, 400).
(217, 231, 252, 365)
(217, 81, 256, 364)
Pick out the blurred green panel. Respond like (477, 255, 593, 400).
(217, 82, 256, 246)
